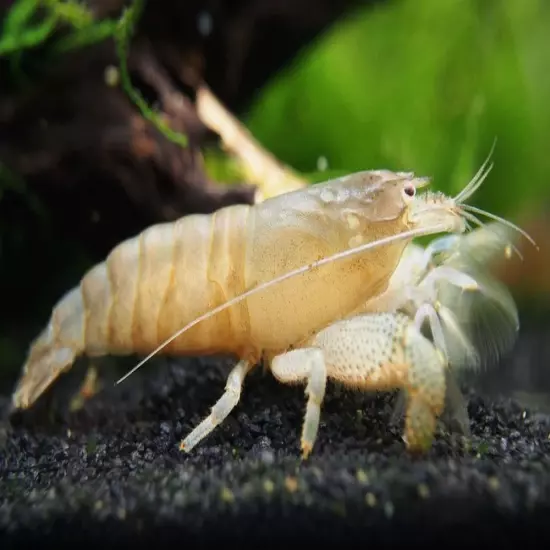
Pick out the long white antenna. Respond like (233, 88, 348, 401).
(115, 223, 447, 385)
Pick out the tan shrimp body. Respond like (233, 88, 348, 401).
(13, 151, 534, 457)
(13, 170, 434, 410)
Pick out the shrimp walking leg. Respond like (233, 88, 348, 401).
(391, 371, 471, 437)
(270, 348, 327, 458)
(179, 359, 253, 452)
(394, 321, 447, 451)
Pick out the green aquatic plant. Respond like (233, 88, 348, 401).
(0, 0, 109, 55)
(0, 0, 188, 147)
(114, 0, 188, 147)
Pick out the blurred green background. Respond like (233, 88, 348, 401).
(247, 0, 549, 214)
(239, 0, 550, 301)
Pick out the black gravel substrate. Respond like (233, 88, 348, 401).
(1, 332, 550, 549)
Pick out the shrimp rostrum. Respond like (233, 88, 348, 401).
(11, 153, 535, 457)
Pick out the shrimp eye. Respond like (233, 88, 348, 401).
(403, 184, 416, 198)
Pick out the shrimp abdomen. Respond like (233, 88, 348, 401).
(12, 204, 253, 410)
(87, 204, 252, 356)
